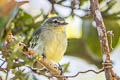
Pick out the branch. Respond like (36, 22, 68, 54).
(28, 66, 104, 78)
(52, 69, 104, 78)
(90, 0, 119, 80)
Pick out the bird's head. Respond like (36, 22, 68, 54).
(43, 16, 68, 32)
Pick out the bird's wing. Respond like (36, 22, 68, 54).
(29, 27, 41, 49)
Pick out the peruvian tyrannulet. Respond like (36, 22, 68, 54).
(30, 16, 68, 63)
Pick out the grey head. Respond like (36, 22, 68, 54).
(43, 16, 68, 27)
(30, 16, 68, 48)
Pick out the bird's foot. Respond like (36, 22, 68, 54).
(42, 53, 46, 59)
(58, 63, 63, 75)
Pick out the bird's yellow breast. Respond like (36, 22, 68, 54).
(34, 30, 67, 62)
(44, 31, 67, 62)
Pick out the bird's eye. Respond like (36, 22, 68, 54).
(53, 20, 58, 23)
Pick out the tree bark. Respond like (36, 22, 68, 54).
(90, 0, 119, 80)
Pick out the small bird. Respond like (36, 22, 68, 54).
(30, 16, 68, 63)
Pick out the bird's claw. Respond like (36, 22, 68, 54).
(42, 53, 46, 59)
(58, 63, 63, 75)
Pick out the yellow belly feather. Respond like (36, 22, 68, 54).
(33, 30, 67, 62)
(44, 32, 67, 62)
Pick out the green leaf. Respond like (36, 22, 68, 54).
(32, 74, 38, 80)
(11, 70, 25, 80)
(7, 57, 14, 70)
(12, 62, 26, 69)
(79, 0, 87, 6)
(23, 73, 30, 80)
(62, 62, 70, 72)
(0, 16, 8, 48)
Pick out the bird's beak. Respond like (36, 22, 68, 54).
(62, 21, 68, 25)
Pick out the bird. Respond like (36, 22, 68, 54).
(29, 16, 68, 63)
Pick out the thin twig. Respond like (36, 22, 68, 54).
(28, 65, 104, 79)
(0, 59, 5, 62)
(27, 66, 50, 78)
(0, 76, 2, 80)
(107, 31, 114, 51)
(103, 0, 116, 14)
(0, 61, 6, 67)
(51, 69, 104, 78)
(0, 67, 6, 71)
(5, 70, 9, 80)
